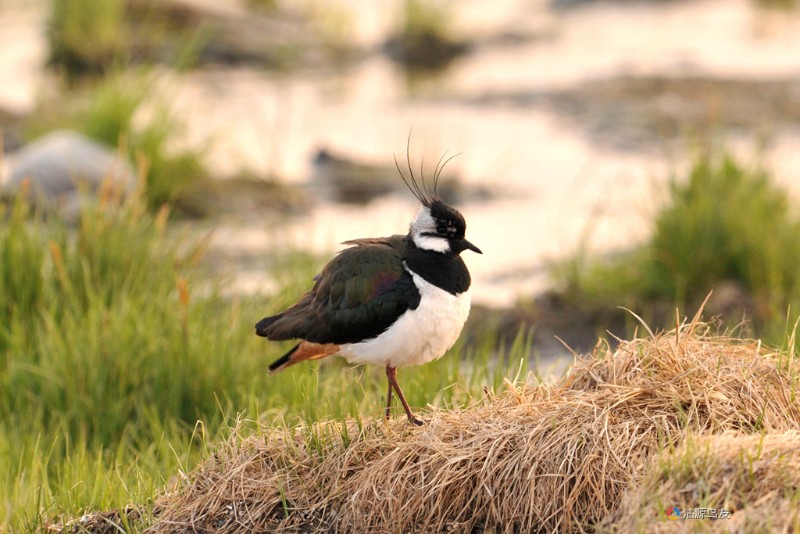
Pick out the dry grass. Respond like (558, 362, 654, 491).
(607, 431, 800, 532)
(141, 320, 800, 533)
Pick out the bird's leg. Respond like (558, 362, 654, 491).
(384, 371, 394, 421)
(385, 365, 424, 426)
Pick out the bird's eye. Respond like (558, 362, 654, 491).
(436, 225, 447, 235)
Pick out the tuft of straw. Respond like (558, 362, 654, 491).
(606, 431, 800, 532)
(144, 322, 800, 533)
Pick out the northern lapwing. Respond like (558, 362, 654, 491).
(255, 155, 481, 425)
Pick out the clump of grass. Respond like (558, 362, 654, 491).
(386, 0, 467, 70)
(47, 0, 206, 82)
(144, 319, 800, 532)
(48, 0, 129, 81)
(0, 186, 254, 529)
(556, 150, 800, 336)
(403, 0, 449, 43)
(27, 69, 206, 212)
(2, 184, 199, 444)
(0, 195, 44, 350)
(650, 153, 800, 313)
(607, 431, 800, 532)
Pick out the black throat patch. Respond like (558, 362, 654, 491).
(405, 239, 471, 295)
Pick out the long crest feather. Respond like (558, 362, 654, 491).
(394, 133, 461, 207)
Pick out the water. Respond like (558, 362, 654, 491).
(2, 0, 800, 306)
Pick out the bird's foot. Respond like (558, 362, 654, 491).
(407, 414, 425, 426)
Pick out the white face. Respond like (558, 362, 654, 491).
(410, 206, 450, 253)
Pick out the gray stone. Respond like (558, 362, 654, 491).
(3, 130, 135, 220)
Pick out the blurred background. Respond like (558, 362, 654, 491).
(3, 0, 800, 313)
(2, 0, 800, 528)
(2, 0, 800, 363)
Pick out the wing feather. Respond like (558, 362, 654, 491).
(255, 235, 420, 344)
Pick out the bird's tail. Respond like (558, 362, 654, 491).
(268, 341, 341, 373)
(268, 343, 300, 372)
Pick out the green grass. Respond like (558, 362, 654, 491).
(1, 188, 249, 529)
(47, 0, 205, 82)
(48, 0, 129, 80)
(555, 149, 800, 340)
(26, 69, 206, 213)
(389, 0, 464, 71)
(650, 153, 800, 308)
(0, 186, 533, 531)
(402, 0, 450, 45)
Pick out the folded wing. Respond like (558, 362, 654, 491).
(255, 235, 421, 345)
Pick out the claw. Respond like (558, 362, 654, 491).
(408, 415, 424, 426)
(386, 365, 424, 426)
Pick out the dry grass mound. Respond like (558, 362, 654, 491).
(606, 431, 800, 533)
(146, 321, 800, 533)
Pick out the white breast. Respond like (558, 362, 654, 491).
(337, 269, 471, 368)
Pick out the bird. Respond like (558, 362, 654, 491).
(255, 154, 481, 425)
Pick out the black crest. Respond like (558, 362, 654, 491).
(394, 135, 460, 208)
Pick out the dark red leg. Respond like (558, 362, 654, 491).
(385, 373, 393, 421)
(386, 365, 424, 426)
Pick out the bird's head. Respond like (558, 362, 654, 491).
(410, 199, 481, 255)
(396, 149, 482, 256)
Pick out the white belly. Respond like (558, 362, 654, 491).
(337, 270, 471, 368)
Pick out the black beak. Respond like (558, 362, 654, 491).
(459, 238, 482, 254)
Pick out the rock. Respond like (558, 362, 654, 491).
(311, 147, 492, 205)
(311, 149, 398, 204)
(171, 173, 311, 220)
(383, 32, 470, 70)
(3, 130, 135, 220)
(381, 1, 471, 71)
